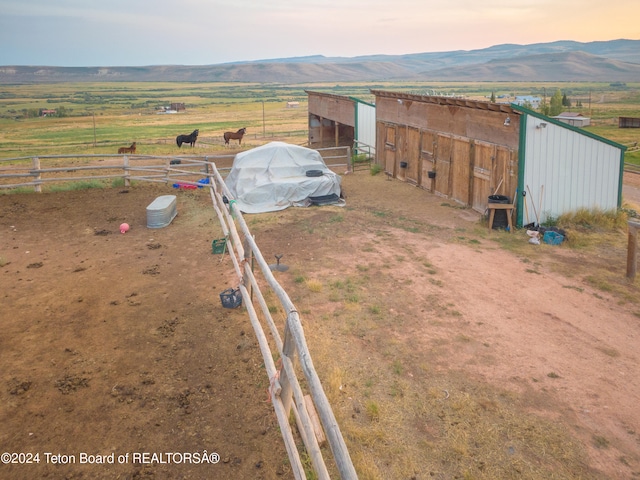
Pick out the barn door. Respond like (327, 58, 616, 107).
(434, 134, 452, 197)
(420, 131, 436, 191)
(383, 124, 396, 177)
(450, 138, 472, 205)
(494, 146, 517, 202)
(472, 141, 496, 213)
(405, 127, 421, 185)
(395, 126, 407, 181)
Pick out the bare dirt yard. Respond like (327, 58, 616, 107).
(2, 170, 640, 480)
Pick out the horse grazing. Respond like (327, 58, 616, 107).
(118, 142, 136, 154)
(223, 127, 247, 146)
(176, 129, 199, 148)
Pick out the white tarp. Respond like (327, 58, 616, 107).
(225, 142, 343, 213)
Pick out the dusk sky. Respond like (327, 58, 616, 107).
(1, 0, 639, 66)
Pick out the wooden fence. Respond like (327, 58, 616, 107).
(0, 148, 358, 479)
(207, 163, 357, 479)
(0, 154, 232, 191)
(0, 147, 350, 191)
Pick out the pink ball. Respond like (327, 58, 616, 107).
(120, 223, 130, 234)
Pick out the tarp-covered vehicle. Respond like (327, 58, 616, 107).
(225, 142, 343, 213)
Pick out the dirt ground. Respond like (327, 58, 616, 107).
(2, 170, 640, 479)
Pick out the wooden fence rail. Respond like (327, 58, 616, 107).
(0, 148, 357, 478)
(0, 150, 349, 191)
(0, 154, 232, 191)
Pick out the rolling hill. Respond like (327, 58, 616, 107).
(1, 39, 639, 84)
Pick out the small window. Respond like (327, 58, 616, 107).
(385, 125, 396, 148)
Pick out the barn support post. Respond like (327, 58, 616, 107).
(334, 121, 339, 147)
(32, 157, 42, 193)
(626, 220, 640, 279)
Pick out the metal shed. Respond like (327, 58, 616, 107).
(516, 105, 625, 226)
(552, 112, 591, 127)
(306, 91, 376, 157)
(372, 90, 626, 227)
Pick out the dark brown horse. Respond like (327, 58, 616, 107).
(176, 129, 199, 148)
(118, 142, 136, 154)
(223, 127, 246, 146)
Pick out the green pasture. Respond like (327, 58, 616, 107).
(1, 81, 639, 160)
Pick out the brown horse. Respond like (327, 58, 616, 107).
(223, 127, 246, 146)
(118, 142, 136, 154)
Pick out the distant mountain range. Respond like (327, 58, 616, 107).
(1, 39, 639, 84)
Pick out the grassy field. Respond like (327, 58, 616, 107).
(1, 81, 639, 160)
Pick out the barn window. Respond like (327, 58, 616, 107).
(385, 125, 396, 148)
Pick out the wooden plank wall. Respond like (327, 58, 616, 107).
(382, 127, 518, 213)
(384, 126, 518, 212)
(375, 93, 519, 212)
(307, 91, 357, 148)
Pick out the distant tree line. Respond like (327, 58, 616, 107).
(539, 89, 577, 116)
(490, 89, 583, 116)
(5, 106, 72, 119)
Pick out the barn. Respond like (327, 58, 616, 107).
(619, 117, 640, 128)
(306, 91, 376, 157)
(552, 112, 591, 127)
(372, 90, 626, 227)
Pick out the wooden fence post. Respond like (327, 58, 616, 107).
(32, 157, 41, 193)
(279, 320, 296, 416)
(626, 220, 640, 279)
(123, 155, 130, 187)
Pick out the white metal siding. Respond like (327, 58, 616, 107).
(356, 102, 376, 154)
(522, 118, 621, 225)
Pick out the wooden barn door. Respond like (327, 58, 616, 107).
(472, 141, 495, 213)
(382, 124, 396, 177)
(434, 134, 452, 197)
(450, 138, 472, 205)
(419, 131, 436, 192)
(494, 146, 517, 202)
(395, 126, 407, 181)
(405, 127, 421, 185)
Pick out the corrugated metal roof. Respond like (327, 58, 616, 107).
(555, 112, 587, 118)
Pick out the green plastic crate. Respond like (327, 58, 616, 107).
(212, 237, 227, 254)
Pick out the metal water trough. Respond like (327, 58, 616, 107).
(146, 195, 177, 229)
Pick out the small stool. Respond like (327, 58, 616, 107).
(487, 203, 514, 233)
